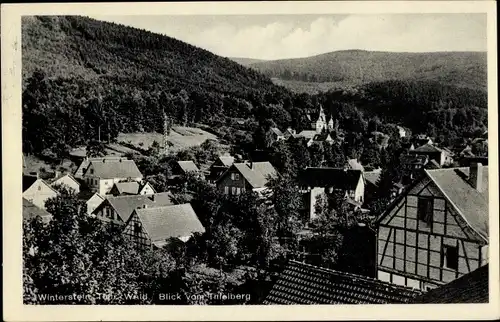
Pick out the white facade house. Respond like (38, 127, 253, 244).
(82, 159, 143, 195)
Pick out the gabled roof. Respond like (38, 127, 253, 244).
(177, 161, 200, 173)
(220, 162, 278, 189)
(347, 159, 365, 172)
(84, 159, 142, 179)
(364, 169, 382, 187)
(298, 167, 363, 190)
(23, 198, 53, 223)
(410, 143, 443, 153)
(218, 156, 235, 167)
(426, 166, 489, 239)
(113, 181, 140, 195)
(105, 192, 175, 222)
(296, 130, 317, 140)
(134, 203, 205, 246)
(413, 265, 488, 303)
(74, 156, 125, 176)
(312, 133, 333, 142)
(263, 260, 421, 304)
(51, 173, 81, 187)
(22, 175, 38, 192)
(269, 127, 284, 137)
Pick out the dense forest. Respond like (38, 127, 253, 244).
(250, 50, 487, 91)
(22, 16, 488, 160)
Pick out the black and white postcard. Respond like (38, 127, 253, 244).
(2, 1, 498, 321)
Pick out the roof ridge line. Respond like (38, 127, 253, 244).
(424, 169, 488, 242)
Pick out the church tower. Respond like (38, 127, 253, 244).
(315, 104, 327, 133)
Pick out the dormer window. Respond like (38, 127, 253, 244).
(231, 173, 239, 180)
(417, 197, 433, 226)
(90, 169, 94, 174)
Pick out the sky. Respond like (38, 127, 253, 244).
(89, 14, 487, 60)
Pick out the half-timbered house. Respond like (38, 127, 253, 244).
(376, 163, 489, 291)
(92, 192, 174, 227)
(123, 203, 205, 249)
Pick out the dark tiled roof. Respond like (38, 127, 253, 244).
(364, 169, 382, 187)
(426, 166, 489, 239)
(85, 159, 143, 179)
(414, 265, 489, 303)
(105, 192, 174, 222)
(134, 203, 205, 246)
(23, 198, 52, 223)
(177, 161, 200, 173)
(299, 167, 362, 190)
(264, 260, 421, 304)
(410, 143, 443, 153)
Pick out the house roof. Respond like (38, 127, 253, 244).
(298, 167, 363, 190)
(296, 130, 317, 140)
(84, 159, 143, 179)
(134, 203, 205, 246)
(413, 265, 488, 303)
(269, 127, 284, 137)
(263, 260, 421, 304)
(348, 159, 365, 172)
(425, 166, 489, 240)
(410, 143, 443, 154)
(221, 162, 278, 189)
(22, 175, 38, 192)
(113, 181, 140, 195)
(51, 173, 81, 187)
(312, 133, 333, 142)
(364, 169, 382, 187)
(105, 192, 175, 222)
(23, 198, 53, 223)
(218, 156, 235, 167)
(427, 159, 442, 169)
(177, 161, 200, 173)
(401, 154, 428, 165)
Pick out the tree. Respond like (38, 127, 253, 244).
(86, 140, 106, 158)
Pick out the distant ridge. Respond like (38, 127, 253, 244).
(249, 49, 487, 90)
(229, 57, 268, 66)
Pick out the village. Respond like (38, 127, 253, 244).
(22, 103, 489, 304)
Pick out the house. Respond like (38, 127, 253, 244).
(23, 198, 53, 223)
(409, 144, 454, 166)
(82, 159, 143, 195)
(108, 181, 156, 196)
(86, 192, 105, 215)
(363, 169, 382, 201)
(50, 173, 80, 193)
(413, 134, 433, 148)
(207, 155, 235, 183)
(92, 192, 174, 226)
(298, 167, 365, 220)
(263, 260, 421, 304)
(306, 133, 334, 147)
(73, 156, 124, 179)
(123, 203, 205, 249)
(216, 161, 278, 196)
(412, 264, 488, 303)
(266, 127, 285, 146)
(174, 161, 201, 176)
(22, 175, 59, 210)
(376, 163, 489, 291)
(401, 154, 428, 181)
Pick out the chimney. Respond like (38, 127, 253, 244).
(470, 163, 484, 192)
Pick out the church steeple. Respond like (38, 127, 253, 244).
(314, 104, 327, 133)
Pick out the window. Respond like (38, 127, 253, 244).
(441, 244, 459, 270)
(231, 187, 237, 195)
(134, 222, 141, 234)
(417, 197, 433, 226)
(231, 173, 239, 180)
(37, 186, 41, 191)
(224, 186, 229, 194)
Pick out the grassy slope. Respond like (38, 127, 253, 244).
(250, 50, 487, 92)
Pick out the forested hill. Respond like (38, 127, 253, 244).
(229, 57, 268, 67)
(21, 16, 292, 156)
(249, 50, 487, 91)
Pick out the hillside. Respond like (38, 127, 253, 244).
(21, 16, 291, 157)
(250, 50, 487, 92)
